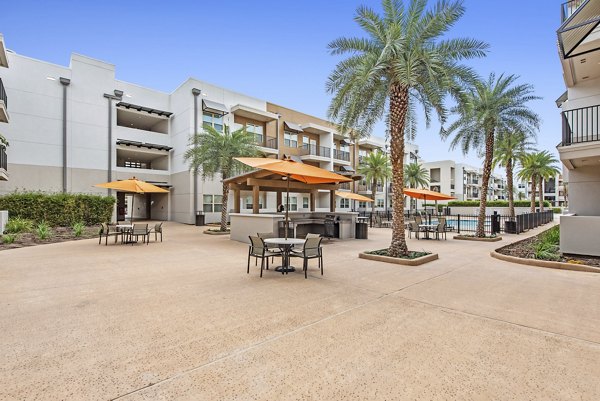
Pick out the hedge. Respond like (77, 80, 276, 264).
(447, 200, 551, 207)
(0, 192, 115, 226)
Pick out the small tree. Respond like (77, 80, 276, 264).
(184, 125, 258, 232)
(358, 151, 391, 216)
(517, 151, 560, 212)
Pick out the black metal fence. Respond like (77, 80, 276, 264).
(562, 104, 600, 146)
(362, 210, 555, 235)
(0, 78, 7, 109)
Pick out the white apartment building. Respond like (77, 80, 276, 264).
(556, 0, 600, 256)
(0, 34, 9, 181)
(516, 172, 567, 207)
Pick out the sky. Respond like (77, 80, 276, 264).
(0, 0, 566, 170)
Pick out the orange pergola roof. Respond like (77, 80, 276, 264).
(235, 157, 352, 184)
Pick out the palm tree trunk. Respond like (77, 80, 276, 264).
(220, 180, 229, 232)
(530, 175, 536, 213)
(538, 176, 544, 212)
(506, 158, 515, 218)
(476, 128, 495, 237)
(371, 179, 377, 217)
(388, 83, 409, 257)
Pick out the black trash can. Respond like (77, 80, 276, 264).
(504, 220, 517, 234)
(356, 222, 368, 239)
(195, 211, 205, 226)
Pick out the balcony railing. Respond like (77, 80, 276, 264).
(333, 149, 350, 161)
(256, 137, 277, 149)
(562, 104, 600, 145)
(339, 182, 351, 190)
(0, 146, 7, 172)
(301, 144, 330, 158)
(561, 0, 585, 22)
(0, 78, 7, 108)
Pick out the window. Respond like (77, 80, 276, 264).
(203, 112, 224, 132)
(340, 143, 349, 152)
(376, 199, 384, 208)
(358, 201, 367, 208)
(284, 195, 298, 211)
(246, 122, 264, 144)
(340, 198, 350, 208)
(302, 197, 309, 208)
(284, 131, 298, 147)
(203, 195, 223, 213)
(245, 196, 264, 210)
(124, 160, 145, 169)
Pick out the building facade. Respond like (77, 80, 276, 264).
(0, 34, 9, 181)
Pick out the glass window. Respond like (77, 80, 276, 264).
(246, 122, 264, 144)
(302, 197, 309, 209)
(340, 143, 349, 152)
(203, 112, 223, 132)
(203, 195, 213, 213)
(340, 198, 350, 208)
(284, 131, 298, 147)
(284, 195, 297, 211)
(376, 199, 384, 208)
(214, 195, 223, 212)
(358, 201, 367, 208)
(245, 196, 263, 210)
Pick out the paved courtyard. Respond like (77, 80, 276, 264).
(1, 222, 600, 400)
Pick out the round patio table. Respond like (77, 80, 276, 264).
(264, 238, 305, 274)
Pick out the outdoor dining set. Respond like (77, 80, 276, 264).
(406, 215, 453, 240)
(98, 222, 163, 245)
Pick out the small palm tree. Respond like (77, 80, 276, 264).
(358, 151, 392, 216)
(492, 131, 535, 217)
(327, 0, 487, 256)
(517, 151, 560, 212)
(404, 162, 430, 212)
(442, 73, 540, 237)
(184, 125, 258, 232)
(0, 133, 8, 148)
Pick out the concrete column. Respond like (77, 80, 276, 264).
(59, 77, 70, 193)
(310, 190, 316, 212)
(253, 185, 260, 214)
(233, 188, 241, 213)
(330, 190, 335, 212)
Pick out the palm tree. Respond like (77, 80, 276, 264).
(0, 133, 8, 148)
(184, 125, 258, 232)
(358, 151, 392, 216)
(404, 162, 430, 212)
(517, 151, 560, 213)
(442, 73, 540, 237)
(327, 0, 487, 256)
(492, 131, 535, 217)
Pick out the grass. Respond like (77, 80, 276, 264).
(364, 249, 431, 259)
(4, 217, 34, 234)
(531, 225, 560, 261)
(72, 222, 85, 237)
(1, 234, 16, 244)
(35, 221, 51, 240)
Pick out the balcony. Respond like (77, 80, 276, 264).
(255, 136, 278, 155)
(333, 149, 350, 162)
(339, 182, 351, 190)
(561, 0, 585, 22)
(301, 144, 330, 158)
(0, 78, 8, 123)
(558, 0, 600, 59)
(0, 146, 7, 181)
(559, 104, 600, 169)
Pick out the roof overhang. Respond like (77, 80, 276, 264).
(358, 138, 383, 149)
(556, 91, 569, 108)
(230, 104, 278, 122)
(202, 99, 228, 116)
(284, 121, 303, 132)
(558, 0, 600, 59)
(301, 122, 332, 135)
(116, 102, 173, 118)
(0, 34, 8, 68)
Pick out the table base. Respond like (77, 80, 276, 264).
(274, 266, 296, 273)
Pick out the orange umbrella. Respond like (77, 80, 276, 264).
(235, 157, 352, 239)
(403, 188, 455, 214)
(94, 177, 169, 222)
(335, 191, 374, 202)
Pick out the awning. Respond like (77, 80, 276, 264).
(557, 0, 600, 59)
(116, 102, 173, 117)
(556, 91, 568, 108)
(340, 138, 354, 145)
(230, 104, 278, 122)
(340, 165, 355, 172)
(284, 121, 303, 132)
(202, 99, 228, 116)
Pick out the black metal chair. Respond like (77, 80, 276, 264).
(149, 222, 163, 242)
(130, 224, 149, 245)
(407, 221, 422, 239)
(248, 236, 283, 277)
(98, 223, 121, 245)
(290, 236, 323, 279)
(434, 217, 448, 240)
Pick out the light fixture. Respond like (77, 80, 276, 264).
(46, 76, 56, 81)
(125, 94, 133, 98)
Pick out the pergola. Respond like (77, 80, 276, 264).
(224, 169, 347, 214)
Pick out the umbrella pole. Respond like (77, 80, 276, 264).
(131, 194, 134, 224)
(285, 175, 290, 240)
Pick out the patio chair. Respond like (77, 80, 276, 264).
(305, 233, 321, 239)
(130, 224, 150, 245)
(434, 217, 448, 240)
(98, 223, 121, 246)
(407, 221, 422, 240)
(290, 236, 323, 279)
(248, 236, 283, 277)
(149, 222, 163, 242)
(257, 232, 278, 265)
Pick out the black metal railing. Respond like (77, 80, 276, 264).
(333, 149, 350, 161)
(260, 137, 277, 149)
(339, 182, 351, 190)
(561, 0, 584, 22)
(0, 146, 7, 172)
(562, 104, 600, 145)
(301, 144, 330, 158)
(0, 78, 7, 109)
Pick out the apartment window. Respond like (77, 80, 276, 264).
(246, 122, 264, 144)
(203, 112, 224, 132)
(358, 201, 367, 208)
(376, 199, 384, 208)
(303, 196, 309, 208)
(340, 198, 350, 208)
(284, 195, 297, 211)
(124, 160, 145, 169)
(245, 196, 264, 210)
(203, 195, 223, 213)
(284, 131, 298, 147)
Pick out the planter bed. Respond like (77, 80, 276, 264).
(490, 251, 600, 273)
(359, 250, 438, 266)
(454, 235, 502, 242)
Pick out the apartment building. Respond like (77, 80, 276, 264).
(0, 34, 9, 181)
(516, 173, 567, 207)
(556, 0, 600, 256)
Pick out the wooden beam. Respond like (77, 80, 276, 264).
(246, 178, 339, 191)
(252, 185, 260, 214)
(276, 191, 282, 209)
(233, 189, 240, 213)
(330, 190, 335, 212)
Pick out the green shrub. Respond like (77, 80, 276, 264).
(0, 192, 115, 226)
(1, 234, 16, 244)
(532, 226, 560, 261)
(35, 221, 51, 240)
(72, 222, 85, 237)
(447, 200, 551, 207)
(4, 217, 34, 234)
(552, 207, 562, 214)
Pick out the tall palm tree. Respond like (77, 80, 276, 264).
(442, 73, 540, 237)
(404, 162, 430, 212)
(517, 151, 560, 213)
(358, 151, 392, 216)
(184, 125, 258, 232)
(327, 0, 487, 256)
(492, 131, 535, 217)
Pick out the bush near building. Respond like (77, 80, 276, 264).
(0, 192, 115, 226)
(447, 200, 551, 208)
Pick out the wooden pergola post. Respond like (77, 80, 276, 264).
(233, 188, 241, 213)
(310, 190, 316, 212)
(276, 191, 282, 210)
(330, 190, 335, 212)
(252, 185, 260, 214)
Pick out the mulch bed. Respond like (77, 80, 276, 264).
(0, 227, 99, 251)
(496, 233, 600, 267)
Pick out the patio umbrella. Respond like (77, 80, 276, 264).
(94, 177, 169, 223)
(335, 191, 374, 202)
(235, 157, 352, 239)
(403, 188, 456, 214)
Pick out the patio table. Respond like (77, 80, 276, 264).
(264, 238, 305, 274)
(116, 224, 134, 244)
(418, 224, 438, 240)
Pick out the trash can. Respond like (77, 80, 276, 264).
(491, 212, 500, 234)
(504, 220, 517, 234)
(195, 211, 205, 226)
(355, 222, 368, 239)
